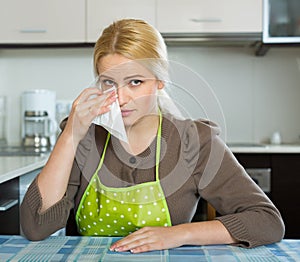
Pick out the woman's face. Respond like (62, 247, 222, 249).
(97, 54, 164, 127)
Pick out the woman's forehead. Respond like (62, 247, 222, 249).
(98, 55, 155, 79)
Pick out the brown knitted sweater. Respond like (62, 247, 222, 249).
(20, 114, 284, 247)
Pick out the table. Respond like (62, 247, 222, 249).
(0, 235, 299, 261)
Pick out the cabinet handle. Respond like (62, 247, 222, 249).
(189, 18, 222, 23)
(19, 29, 47, 33)
(0, 199, 18, 211)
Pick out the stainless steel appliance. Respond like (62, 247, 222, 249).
(22, 110, 51, 149)
(246, 168, 271, 193)
(21, 90, 57, 152)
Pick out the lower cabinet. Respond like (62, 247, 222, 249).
(0, 168, 41, 235)
(271, 154, 300, 239)
(235, 153, 300, 239)
(0, 177, 20, 235)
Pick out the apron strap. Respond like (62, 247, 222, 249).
(96, 132, 111, 172)
(155, 109, 162, 182)
(97, 109, 162, 182)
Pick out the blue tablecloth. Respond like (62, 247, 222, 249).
(0, 235, 299, 261)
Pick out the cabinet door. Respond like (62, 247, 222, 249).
(0, 0, 85, 43)
(86, 0, 156, 42)
(235, 154, 271, 168)
(271, 154, 300, 239)
(0, 177, 19, 235)
(157, 0, 262, 33)
(235, 153, 300, 239)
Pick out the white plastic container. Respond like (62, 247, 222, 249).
(271, 131, 282, 145)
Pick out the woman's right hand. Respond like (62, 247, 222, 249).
(36, 86, 116, 212)
(63, 87, 117, 145)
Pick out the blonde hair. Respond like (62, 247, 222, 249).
(93, 19, 169, 81)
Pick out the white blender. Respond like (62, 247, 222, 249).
(21, 89, 57, 152)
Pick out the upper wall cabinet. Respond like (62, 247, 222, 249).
(0, 0, 262, 45)
(86, 0, 156, 42)
(157, 0, 262, 34)
(0, 0, 85, 44)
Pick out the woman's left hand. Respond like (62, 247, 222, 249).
(109, 226, 185, 253)
(109, 221, 237, 253)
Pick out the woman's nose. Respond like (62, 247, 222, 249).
(117, 86, 130, 106)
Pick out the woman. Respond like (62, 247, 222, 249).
(20, 19, 284, 253)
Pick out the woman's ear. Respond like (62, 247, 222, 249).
(157, 80, 164, 90)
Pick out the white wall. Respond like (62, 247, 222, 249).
(0, 46, 300, 145)
(168, 46, 300, 144)
(0, 48, 94, 144)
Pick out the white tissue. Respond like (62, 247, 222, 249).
(92, 88, 128, 143)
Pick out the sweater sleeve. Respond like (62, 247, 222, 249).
(20, 160, 81, 240)
(20, 119, 93, 241)
(189, 120, 285, 248)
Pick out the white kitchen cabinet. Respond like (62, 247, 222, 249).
(86, 0, 156, 42)
(0, 0, 85, 43)
(157, 0, 262, 34)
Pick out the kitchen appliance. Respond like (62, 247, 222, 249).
(263, 0, 300, 43)
(246, 168, 271, 194)
(21, 89, 57, 151)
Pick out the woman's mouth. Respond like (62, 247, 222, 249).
(121, 109, 134, 117)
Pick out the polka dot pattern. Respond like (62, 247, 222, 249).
(76, 174, 171, 237)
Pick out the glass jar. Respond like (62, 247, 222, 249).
(24, 111, 50, 137)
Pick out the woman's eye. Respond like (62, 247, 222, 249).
(101, 79, 116, 90)
(129, 79, 143, 87)
(104, 79, 115, 86)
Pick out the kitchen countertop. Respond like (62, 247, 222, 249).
(228, 143, 300, 153)
(0, 154, 49, 184)
(1, 144, 300, 185)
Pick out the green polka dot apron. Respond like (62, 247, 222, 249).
(75, 111, 172, 236)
